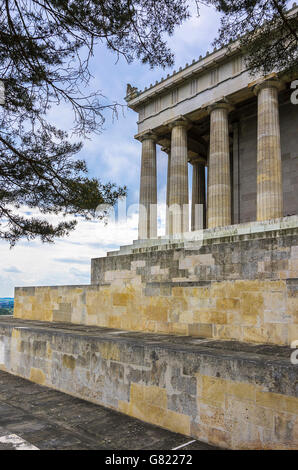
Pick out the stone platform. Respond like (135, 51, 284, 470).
(14, 216, 298, 346)
(0, 317, 297, 449)
(7, 216, 298, 449)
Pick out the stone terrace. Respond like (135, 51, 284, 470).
(0, 317, 297, 449)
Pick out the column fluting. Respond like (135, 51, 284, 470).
(168, 119, 189, 235)
(138, 132, 157, 239)
(162, 147, 171, 236)
(191, 158, 206, 231)
(207, 103, 232, 228)
(255, 79, 283, 221)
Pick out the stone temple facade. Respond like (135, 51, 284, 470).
(0, 7, 297, 449)
(126, 39, 298, 239)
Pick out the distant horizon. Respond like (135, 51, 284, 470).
(0, 298, 14, 314)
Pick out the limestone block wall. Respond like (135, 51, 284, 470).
(0, 322, 297, 449)
(14, 227, 298, 346)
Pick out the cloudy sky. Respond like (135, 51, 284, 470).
(0, 4, 226, 297)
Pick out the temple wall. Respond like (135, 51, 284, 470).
(0, 321, 297, 449)
(14, 222, 298, 346)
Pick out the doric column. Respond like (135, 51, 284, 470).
(255, 79, 283, 221)
(232, 122, 240, 224)
(168, 118, 189, 235)
(191, 157, 206, 230)
(137, 131, 157, 239)
(207, 102, 232, 228)
(162, 146, 171, 236)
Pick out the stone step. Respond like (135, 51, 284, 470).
(0, 317, 297, 450)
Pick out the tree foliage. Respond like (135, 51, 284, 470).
(208, 0, 298, 75)
(0, 0, 190, 245)
(2, 0, 295, 247)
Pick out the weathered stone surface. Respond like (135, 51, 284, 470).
(0, 370, 217, 450)
(14, 220, 298, 346)
(0, 317, 297, 449)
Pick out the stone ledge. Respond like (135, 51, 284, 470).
(106, 215, 298, 257)
(0, 317, 295, 396)
(0, 317, 297, 449)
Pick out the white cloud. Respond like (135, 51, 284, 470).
(3, 266, 22, 273)
(168, 4, 221, 66)
(0, 5, 221, 297)
(0, 204, 140, 296)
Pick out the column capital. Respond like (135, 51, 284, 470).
(161, 146, 170, 155)
(253, 77, 285, 96)
(164, 115, 192, 130)
(135, 130, 158, 142)
(208, 99, 234, 115)
(189, 155, 206, 166)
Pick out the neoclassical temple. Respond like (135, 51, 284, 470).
(126, 30, 298, 239)
(2, 6, 298, 450)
